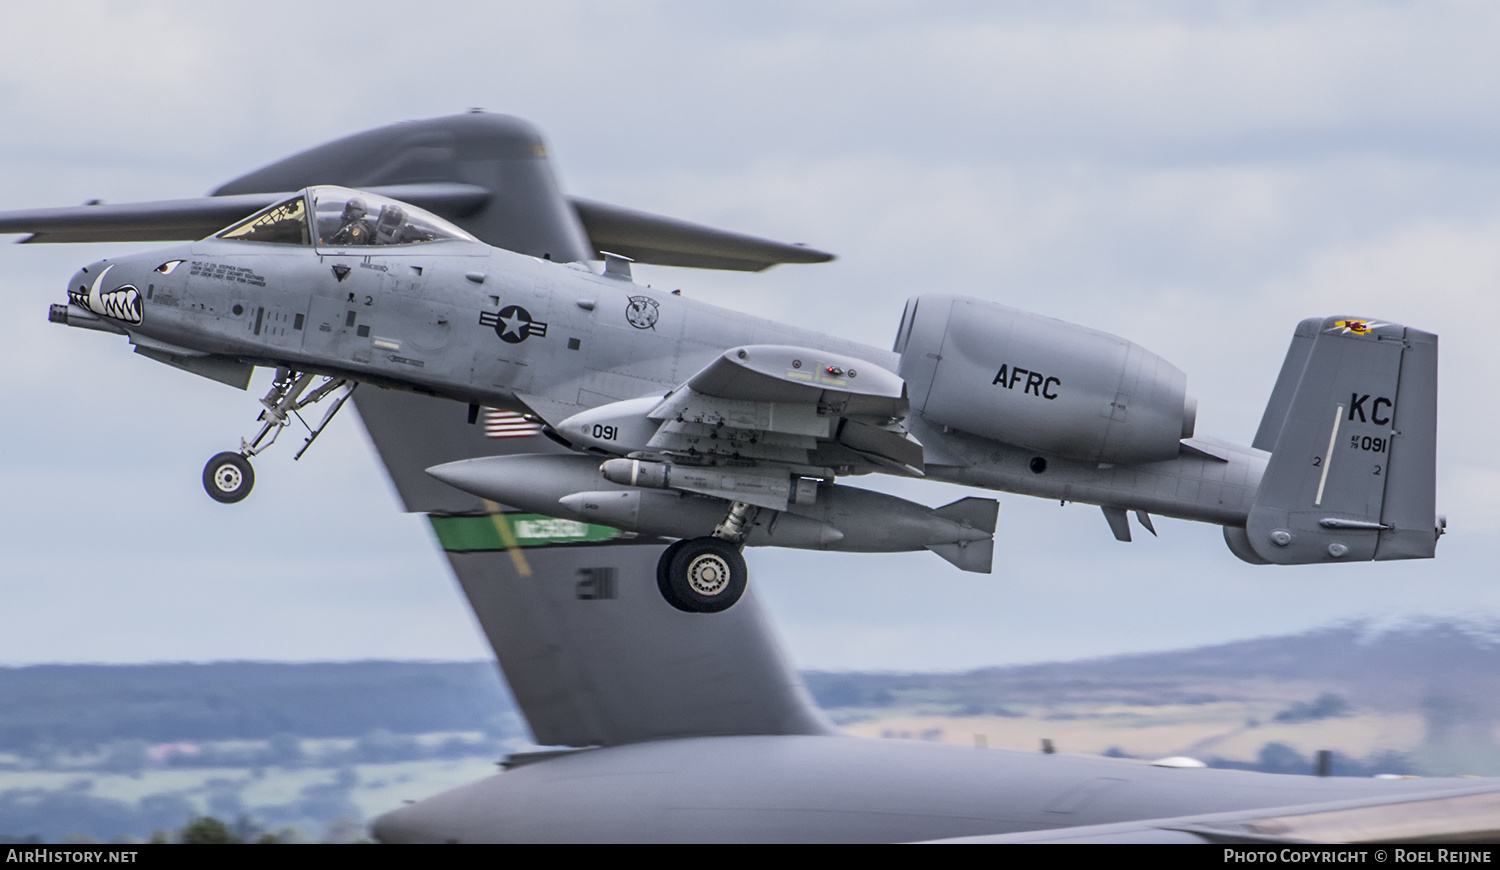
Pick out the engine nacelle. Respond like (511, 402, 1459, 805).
(894, 295, 1195, 465)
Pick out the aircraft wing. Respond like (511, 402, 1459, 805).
(351, 387, 836, 747)
(636, 344, 924, 481)
(928, 783, 1500, 844)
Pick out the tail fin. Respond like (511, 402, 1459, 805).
(1240, 316, 1438, 565)
(927, 497, 998, 573)
(927, 540, 995, 573)
(932, 496, 999, 534)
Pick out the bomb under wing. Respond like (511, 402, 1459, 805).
(425, 453, 996, 572)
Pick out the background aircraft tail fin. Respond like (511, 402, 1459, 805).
(1237, 316, 1439, 565)
(188, 111, 840, 748)
(354, 388, 836, 747)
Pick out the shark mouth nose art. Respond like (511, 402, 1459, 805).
(68, 264, 143, 325)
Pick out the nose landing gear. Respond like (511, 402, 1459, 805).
(203, 452, 255, 503)
(656, 501, 754, 613)
(200, 368, 356, 504)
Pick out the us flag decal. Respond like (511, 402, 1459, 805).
(484, 409, 543, 439)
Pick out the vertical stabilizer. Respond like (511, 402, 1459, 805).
(1243, 317, 1439, 565)
(353, 388, 835, 746)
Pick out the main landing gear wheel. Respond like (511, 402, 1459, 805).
(656, 537, 747, 614)
(203, 452, 255, 504)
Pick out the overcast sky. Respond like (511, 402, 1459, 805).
(3, 2, 1500, 670)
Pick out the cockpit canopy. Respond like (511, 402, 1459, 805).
(215, 186, 480, 248)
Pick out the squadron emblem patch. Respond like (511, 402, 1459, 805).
(625, 295, 659, 330)
(1330, 319, 1384, 335)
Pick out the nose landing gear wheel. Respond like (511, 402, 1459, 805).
(656, 537, 747, 613)
(203, 452, 255, 504)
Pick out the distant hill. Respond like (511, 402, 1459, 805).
(0, 661, 515, 751)
(2, 620, 1497, 750)
(802, 619, 1500, 716)
(6, 621, 1497, 841)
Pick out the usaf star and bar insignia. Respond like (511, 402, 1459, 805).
(480, 305, 549, 344)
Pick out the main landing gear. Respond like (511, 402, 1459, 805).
(202, 368, 356, 504)
(656, 501, 754, 614)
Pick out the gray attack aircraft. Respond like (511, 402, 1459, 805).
(9, 118, 1441, 616)
(4, 112, 1486, 844)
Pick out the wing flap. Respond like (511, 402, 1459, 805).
(836, 418, 924, 472)
(643, 347, 918, 473)
(649, 389, 834, 438)
(686, 345, 904, 404)
(648, 419, 819, 466)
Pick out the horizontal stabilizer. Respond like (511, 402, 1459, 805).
(932, 497, 999, 535)
(571, 198, 834, 272)
(926, 539, 994, 574)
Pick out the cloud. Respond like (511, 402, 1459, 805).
(3, 3, 1500, 667)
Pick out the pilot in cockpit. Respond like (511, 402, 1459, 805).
(329, 198, 375, 245)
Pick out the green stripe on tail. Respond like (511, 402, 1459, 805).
(430, 513, 622, 552)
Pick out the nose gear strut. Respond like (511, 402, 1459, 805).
(201, 368, 356, 503)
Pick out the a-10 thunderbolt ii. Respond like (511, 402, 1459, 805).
(19, 135, 1441, 615)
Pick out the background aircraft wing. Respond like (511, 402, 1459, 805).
(0, 183, 490, 244)
(0, 187, 831, 271)
(6, 111, 842, 748)
(1, 113, 833, 270)
(929, 783, 1500, 844)
(353, 388, 836, 747)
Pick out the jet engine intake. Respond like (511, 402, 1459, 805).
(895, 294, 1195, 465)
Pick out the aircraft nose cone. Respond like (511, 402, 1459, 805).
(65, 262, 101, 306)
(66, 260, 144, 324)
